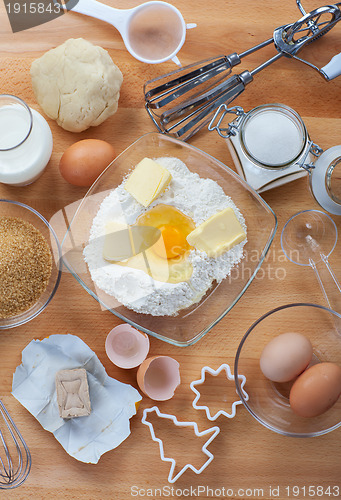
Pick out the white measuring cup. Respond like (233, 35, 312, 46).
(68, 0, 195, 65)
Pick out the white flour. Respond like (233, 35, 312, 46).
(83, 157, 247, 316)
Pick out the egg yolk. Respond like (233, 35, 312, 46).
(135, 204, 195, 261)
(108, 204, 196, 284)
(153, 224, 188, 259)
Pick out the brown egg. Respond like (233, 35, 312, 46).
(136, 355, 180, 401)
(59, 139, 116, 186)
(289, 362, 341, 418)
(260, 332, 313, 383)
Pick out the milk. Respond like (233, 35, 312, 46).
(0, 103, 53, 186)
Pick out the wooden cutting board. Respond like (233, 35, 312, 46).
(0, 0, 340, 498)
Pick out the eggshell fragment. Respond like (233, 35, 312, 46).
(260, 332, 313, 383)
(137, 356, 180, 401)
(105, 324, 150, 369)
(289, 362, 341, 418)
(59, 139, 116, 186)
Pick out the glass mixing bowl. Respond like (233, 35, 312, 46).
(61, 133, 277, 346)
(235, 303, 341, 437)
(0, 199, 62, 329)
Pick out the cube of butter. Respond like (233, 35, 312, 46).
(124, 158, 172, 207)
(103, 221, 132, 262)
(186, 207, 246, 257)
(55, 368, 91, 419)
(103, 222, 162, 262)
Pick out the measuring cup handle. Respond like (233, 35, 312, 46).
(321, 52, 341, 80)
(69, 0, 128, 32)
(309, 255, 341, 313)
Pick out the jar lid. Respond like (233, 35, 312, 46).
(310, 145, 341, 216)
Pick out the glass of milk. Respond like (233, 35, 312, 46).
(0, 95, 53, 186)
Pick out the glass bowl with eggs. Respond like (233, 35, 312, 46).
(0, 199, 62, 329)
(235, 303, 341, 437)
(61, 133, 277, 346)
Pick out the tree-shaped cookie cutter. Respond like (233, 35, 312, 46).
(141, 406, 220, 483)
(190, 363, 249, 421)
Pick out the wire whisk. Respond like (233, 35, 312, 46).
(0, 400, 31, 489)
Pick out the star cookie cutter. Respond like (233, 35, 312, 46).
(141, 406, 220, 483)
(190, 363, 249, 421)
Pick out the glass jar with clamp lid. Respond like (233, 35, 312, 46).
(209, 103, 341, 216)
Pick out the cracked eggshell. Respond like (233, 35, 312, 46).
(105, 324, 150, 369)
(137, 356, 180, 401)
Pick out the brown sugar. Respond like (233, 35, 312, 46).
(0, 216, 52, 319)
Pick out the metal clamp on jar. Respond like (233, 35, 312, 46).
(209, 103, 341, 216)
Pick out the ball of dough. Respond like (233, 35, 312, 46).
(30, 38, 123, 133)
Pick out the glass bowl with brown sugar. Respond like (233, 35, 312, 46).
(0, 199, 62, 329)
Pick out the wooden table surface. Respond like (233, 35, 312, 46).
(1, 0, 341, 498)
